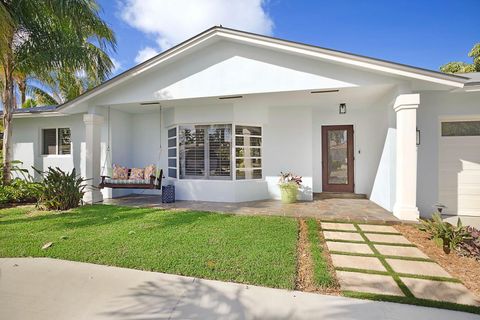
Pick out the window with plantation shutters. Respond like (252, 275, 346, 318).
(176, 124, 261, 180)
(179, 125, 232, 180)
(179, 125, 206, 179)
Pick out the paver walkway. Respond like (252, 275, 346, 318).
(0, 258, 478, 320)
(321, 222, 480, 308)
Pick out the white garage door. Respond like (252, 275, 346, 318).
(439, 120, 480, 216)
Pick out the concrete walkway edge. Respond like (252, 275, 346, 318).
(0, 258, 477, 320)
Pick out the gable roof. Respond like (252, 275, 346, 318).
(54, 26, 469, 112)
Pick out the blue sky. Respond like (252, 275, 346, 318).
(101, 1, 479, 76)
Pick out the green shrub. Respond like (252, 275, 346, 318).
(418, 213, 469, 253)
(35, 167, 87, 211)
(0, 179, 41, 205)
(0, 159, 40, 205)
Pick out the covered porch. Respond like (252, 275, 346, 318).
(103, 193, 398, 223)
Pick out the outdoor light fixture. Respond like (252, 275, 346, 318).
(416, 128, 421, 145)
(339, 103, 347, 114)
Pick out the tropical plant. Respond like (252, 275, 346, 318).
(279, 172, 303, 186)
(440, 43, 480, 73)
(457, 226, 480, 260)
(418, 213, 470, 253)
(35, 167, 87, 210)
(0, 0, 116, 185)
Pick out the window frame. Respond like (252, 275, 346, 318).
(40, 127, 72, 156)
(173, 122, 263, 181)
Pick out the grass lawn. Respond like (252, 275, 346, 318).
(0, 205, 298, 289)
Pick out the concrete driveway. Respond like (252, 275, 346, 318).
(0, 258, 477, 320)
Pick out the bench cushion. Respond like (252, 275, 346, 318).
(105, 178, 150, 184)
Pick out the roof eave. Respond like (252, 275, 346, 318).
(57, 26, 469, 112)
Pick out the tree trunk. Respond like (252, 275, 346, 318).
(19, 78, 26, 106)
(2, 59, 14, 185)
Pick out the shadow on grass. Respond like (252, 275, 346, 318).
(0, 204, 236, 232)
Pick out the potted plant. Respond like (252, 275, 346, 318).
(279, 172, 302, 204)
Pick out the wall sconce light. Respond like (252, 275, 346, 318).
(339, 103, 347, 114)
(416, 128, 421, 145)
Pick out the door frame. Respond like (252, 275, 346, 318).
(322, 125, 355, 193)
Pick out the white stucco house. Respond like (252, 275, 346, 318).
(9, 27, 480, 221)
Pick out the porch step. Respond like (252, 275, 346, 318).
(314, 192, 367, 200)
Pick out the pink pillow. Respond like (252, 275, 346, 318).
(130, 168, 145, 180)
(112, 164, 128, 179)
(144, 165, 156, 179)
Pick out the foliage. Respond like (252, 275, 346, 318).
(279, 172, 303, 186)
(0, 178, 40, 204)
(1, 0, 116, 184)
(35, 167, 87, 211)
(440, 43, 480, 73)
(21, 98, 37, 109)
(0, 205, 298, 289)
(418, 213, 470, 253)
(457, 226, 480, 260)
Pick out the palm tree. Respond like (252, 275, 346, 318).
(0, 0, 116, 184)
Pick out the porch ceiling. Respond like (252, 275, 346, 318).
(104, 84, 395, 113)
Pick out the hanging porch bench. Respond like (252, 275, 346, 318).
(99, 169, 163, 190)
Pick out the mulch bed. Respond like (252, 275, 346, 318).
(395, 224, 480, 297)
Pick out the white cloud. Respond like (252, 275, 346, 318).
(111, 58, 123, 73)
(134, 46, 159, 64)
(120, 0, 274, 64)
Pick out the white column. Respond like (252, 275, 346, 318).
(83, 113, 104, 204)
(393, 94, 420, 220)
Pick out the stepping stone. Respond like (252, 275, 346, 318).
(358, 224, 398, 233)
(323, 231, 363, 242)
(326, 241, 373, 254)
(401, 277, 480, 306)
(336, 271, 404, 296)
(331, 254, 386, 272)
(365, 233, 411, 244)
(321, 222, 356, 231)
(374, 245, 429, 259)
(386, 259, 451, 278)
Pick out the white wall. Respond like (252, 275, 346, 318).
(417, 91, 480, 217)
(11, 114, 85, 179)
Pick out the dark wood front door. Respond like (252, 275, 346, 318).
(322, 125, 354, 193)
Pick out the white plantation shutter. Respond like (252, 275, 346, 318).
(180, 126, 206, 178)
(208, 125, 232, 178)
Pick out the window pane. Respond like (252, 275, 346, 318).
(168, 138, 176, 148)
(168, 159, 176, 167)
(236, 136, 261, 147)
(236, 147, 261, 157)
(208, 125, 231, 178)
(43, 129, 57, 155)
(235, 125, 261, 136)
(168, 168, 177, 178)
(179, 126, 205, 178)
(168, 148, 176, 157)
(168, 127, 177, 138)
(327, 130, 348, 184)
(236, 169, 262, 180)
(441, 121, 480, 136)
(58, 128, 71, 155)
(236, 158, 261, 169)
